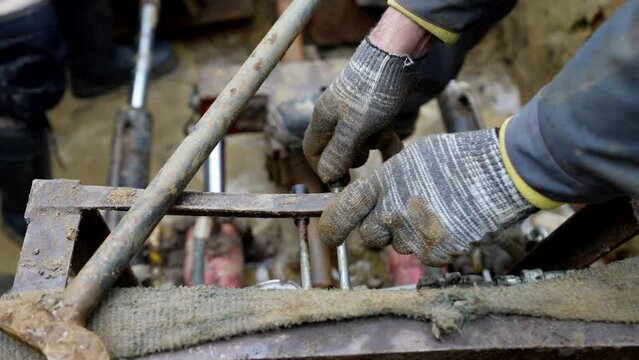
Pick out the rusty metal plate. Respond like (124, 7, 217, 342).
(138, 316, 639, 359)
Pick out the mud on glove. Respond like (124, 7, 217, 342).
(303, 38, 422, 184)
(319, 129, 537, 266)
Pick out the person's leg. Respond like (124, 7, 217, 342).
(0, 0, 62, 240)
(54, 0, 178, 98)
(0, 115, 51, 239)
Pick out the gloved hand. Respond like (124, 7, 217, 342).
(319, 129, 537, 266)
(303, 38, 422, 184)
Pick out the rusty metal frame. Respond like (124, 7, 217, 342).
(11, 179, 334, 293)
(9, 179, 639, 359)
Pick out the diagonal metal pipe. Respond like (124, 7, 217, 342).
(61, 0, 322, 324)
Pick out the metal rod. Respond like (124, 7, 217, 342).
(192, 140, 224, 284)
(330, 182, 351, 290)
(61, 0, 321, 323)
(291, 184, 312, 289)
(130, 1, 158, 109)
(297, 219, 312, 289)
(191, 216, 213, 286)
(205, 141, 225, 193)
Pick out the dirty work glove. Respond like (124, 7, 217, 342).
(303, 38, 422, 184)
(319, 129, 537, 266)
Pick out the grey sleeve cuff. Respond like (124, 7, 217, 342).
(505, 99, 603, 203)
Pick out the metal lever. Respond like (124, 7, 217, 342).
(330, 181, 351, 290)
(291, 184, 312, 289)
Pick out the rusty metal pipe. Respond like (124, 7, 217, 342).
(62, 0, 321, 323)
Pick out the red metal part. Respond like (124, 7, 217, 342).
(386, 248, 428, 286)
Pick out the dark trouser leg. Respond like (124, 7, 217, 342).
(0, 116, 51, 239)
(54, 0, 178, 98)
(0, 1, 62, 240)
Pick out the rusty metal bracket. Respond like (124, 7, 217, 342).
(12, 178, 333, 293)
(509, 196, 639, 273)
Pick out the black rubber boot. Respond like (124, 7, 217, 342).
(54, 0, 178, 99)
(0, 115, 51, 242)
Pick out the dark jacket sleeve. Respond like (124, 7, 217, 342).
(393, 1, 515, 138)
(387, 0, 517, 44)
(505, 0, 639, 203)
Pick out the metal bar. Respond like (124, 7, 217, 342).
(131, 1, 159, 109)
(28, 180, 335, 217)
(192, 139, 224, 285)
(62, 0, 322, 323)
(107, 0, 158, 228)
(509, 196, 638, 274)
(297, 219, 312, 289)
(191, 217, 212, 286)
(137, 316, 639, 359)
(12, 208, 81, 292)
(12, 207, 138, 293)
(330, 182, 351, 290)
(106, 107, 153, 228)
(291, 184, 312, 289)
(287, 153, 333, 287)
(205, 141, 225, 193)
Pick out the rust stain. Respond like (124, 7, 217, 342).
(0, 295, 110, 359)
(67, 227, 79, 241)
(253, 59, 264, 72)
(266, 32, 278, 45)
(42, 258, 63, 271)
(170, 185, 178, 195)
(106, 188, 136, 204)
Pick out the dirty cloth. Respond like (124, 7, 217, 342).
(1, 257, 638, 359)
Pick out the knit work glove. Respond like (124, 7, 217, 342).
(319, 129, 537, 266)
(303, 39, 422, 184)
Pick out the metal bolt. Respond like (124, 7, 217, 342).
(496, 275, 521, 286)
(520, 269, 544, 283)
(32, 248, 40, 256)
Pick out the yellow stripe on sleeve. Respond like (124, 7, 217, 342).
(499, 117, 563, 210)
(387, 0, 460, 44)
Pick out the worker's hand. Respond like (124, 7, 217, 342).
(319, 129, 537, 266)
(303, 38, 423, 184)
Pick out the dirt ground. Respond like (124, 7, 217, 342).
(0, 0, 628, 279)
